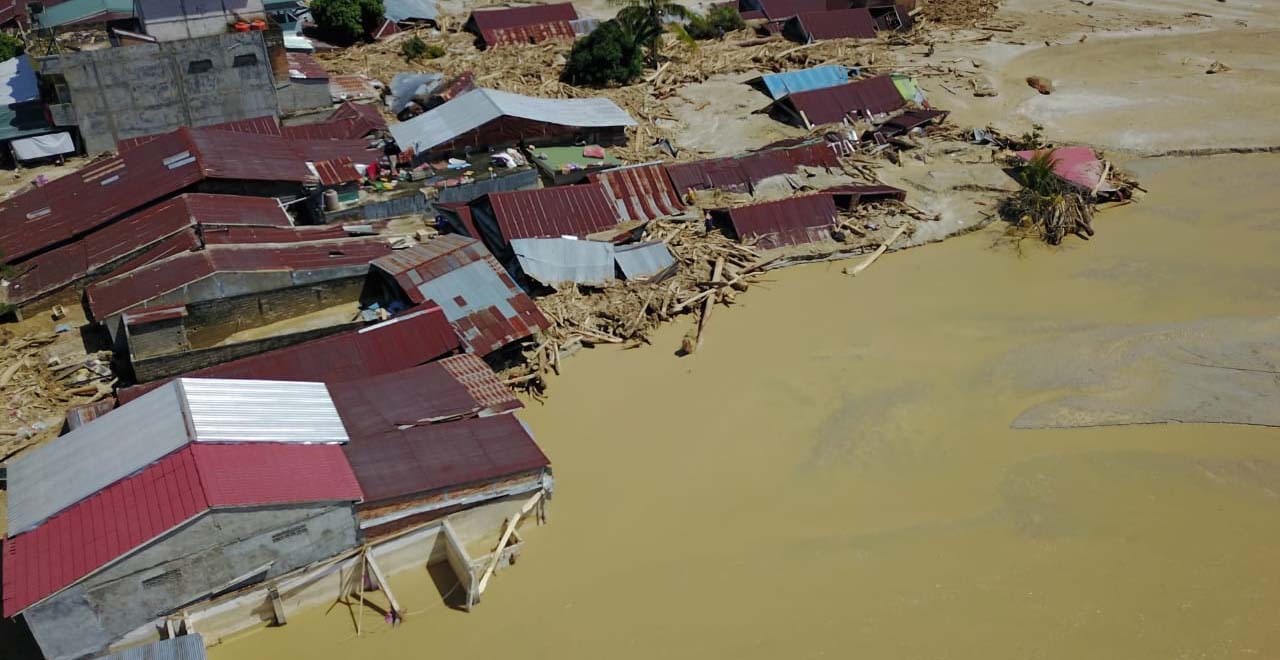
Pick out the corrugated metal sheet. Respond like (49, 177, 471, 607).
(722, 193, 839, 249)
(773, 75, 905, 125)
(6, 381, 189, 536)
(482, 184, 620, 241)
(98, 634, 207, 660)
(822, 183, 907, 205)
(313, 157, 361, 186)
(752, 0, 839, 19)
(330, 75, 380, 102)
(177, 378, 350, 444)
(486, 20, 574, 47)
(116, 116, 282, 152)
(467, 2, 577, 46)
(343, 414, 548, 504)
(389, 87, 635, 155)
(877, 108, 949, 137)
(790, 8, 876, 41)
(756, 64, 852, 100)
(6, 377, 351, 535)
(383, 0, 437, 21)
(200, 224, 354, 244)
(116, 306, 460, 404)
(435, 168, 540, 205)
(664, 142, 840, 195)
(511, 238, 615, 287)
(614, 241, 676, 280)
(286, 52, 329, 80)
(2, 442, 362, 616)
(589, 163, 684, 222)
(372, 235, 549, 355)
(123, 305, 188, 326)
(86, 238, 392, 320)
(328, 356, 520, 439)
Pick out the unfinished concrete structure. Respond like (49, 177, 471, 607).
(35, 32, 280, 154)
(135, 0, 268, 41)
(2, 379, 364, 660)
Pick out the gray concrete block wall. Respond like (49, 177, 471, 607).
(277, 78, 332, 114)
(182, 276, 364, 348)
(24, 505, 358, 660)
(131, 320, 361, 381)
(48, 32, 279, 154)
(127, 317, 190, 360)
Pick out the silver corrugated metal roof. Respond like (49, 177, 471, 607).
(389, 87, 636, 154)
(6, 382, 189, 535)
(414, 259, 519, 324)
(98, 634, 207, 660)
(383, 0, 437, 21)
(179, 379, 349, 444)
(614, 241, 676, 280)
(387, 72, 443, 114)
(512, 238, 615, 287)
(5, 378, 348, 535)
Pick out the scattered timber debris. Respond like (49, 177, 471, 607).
(0, 330, 115, 459)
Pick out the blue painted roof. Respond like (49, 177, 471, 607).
(384, 0, 438, 22)
(757, 65, 855, 100)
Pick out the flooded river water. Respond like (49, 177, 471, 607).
(213, 153, 1280, 659)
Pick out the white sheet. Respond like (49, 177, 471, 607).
(11, 132, 75, 161)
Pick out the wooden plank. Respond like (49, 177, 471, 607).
(477, 491, 544, 595)
(364, 552, 402, 618)
(269, 588, 287, 626)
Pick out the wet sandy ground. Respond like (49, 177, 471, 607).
(213, 151, 1280, 659)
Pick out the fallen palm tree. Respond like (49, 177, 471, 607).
(999, 146, 1140, 246)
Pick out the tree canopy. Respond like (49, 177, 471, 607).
(309, 0, 384, 44)
(562, 19, 645, 87)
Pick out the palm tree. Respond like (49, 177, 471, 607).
(611, 0, 692, 67)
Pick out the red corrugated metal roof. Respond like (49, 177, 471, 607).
(328, 355, 520, 440)
(117, 115, 282, 152)
(486, 20, 575, 47)
(342, 414, 549, 505)
(775, 75, 905, 125)
(481, 184, 620, 240)
(314, 157, 361, 186)
(588, 164, 685, 222)
(116, 305, 460, 404)
(86, 238, 392, 320)
(286, 52, 329, 80)
(329, 101, 388, 131)
(791, 8, 876, 40)
(1, 443, 361, 616)
(722, 193, 840, 249)
(664, 143, 840, 196)
(467, 3, 577, 46)
(877, 109, 949, 137)
(371, 235, 549, 355)
(199, 224, 355, 244)
(282, 102, 387, 141)
(754, 0, 841, 19)
(123, 304, 188, 326)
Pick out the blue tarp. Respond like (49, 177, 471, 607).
(384, 0, 437, 22)
(0, 56, 40, 106)
(757, 64, 856, 100)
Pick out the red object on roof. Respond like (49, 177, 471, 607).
(116, 305, 460, 404)
(343, 414, 549, 505)
(466, 2, 577, 47)
(790, 7, 876, 40)
(372, 235, 549, 355)
(86, 238, 393, 320)
(286, 52, 330, 80)
(4, 194, 292, 305)
(720, 193, 840, 249)
(588, 164, 684, 222)
(328, 354, 521, 440)
(479, 184, 620, 241)
(1, 443, 361, 617)
(772, 75, 905, 125)
(664, 143, 839, 195)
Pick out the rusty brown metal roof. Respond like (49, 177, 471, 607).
(664, 142, 840, 195)
(466, 3, 577, 46)
(479, 184, 621, 241)
(720, 193, 840, 249)
(771, 75, 905, 126)
(589, 163, 685, 222)
(789, 8, 876, 40)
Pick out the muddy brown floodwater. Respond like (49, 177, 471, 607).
(213, 153, 1280, 659)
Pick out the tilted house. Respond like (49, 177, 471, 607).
(463, 2, 577, 48)
(2, 378, 364, 660)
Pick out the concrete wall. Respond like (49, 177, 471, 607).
(131, 319, 361, 382)
(139, 0, 268, 42)
(183, 275, 364, 348)
(127, 317, 190, 360)
(42, 32, 279, 154)
(23, 505, 358, 660)
(276, 78, 331, 114)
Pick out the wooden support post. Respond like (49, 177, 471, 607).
(845, 223, 909, 277)
(269, 588, 287, 626)
(363, 552, 402, 620)
(694, 257, 725, 351)
(355, 548, 367, 637)
(477, 491, 544, 595)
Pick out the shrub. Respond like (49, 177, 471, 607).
(562, 19, 644, 87)
(401, 35, 445, 60)
(310, 0, 384, 44)
(0, 33, 23, 61)
(685, 5, 743, 40)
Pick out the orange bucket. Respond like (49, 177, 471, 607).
(234, 21, 251, 31)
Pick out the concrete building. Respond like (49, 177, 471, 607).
(135, 0, 267, 41)
(2, 378, 364, 660)
(35, 32, 280, 154)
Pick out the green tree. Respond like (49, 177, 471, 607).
(310, 0, 384, 44)
(611, 0, 690, 66)
(0, 33, 25, 61)
(685, 5, 744, 40)
(562, 19, 644, 87)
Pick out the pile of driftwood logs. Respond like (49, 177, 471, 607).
(0, 331, 115, 460)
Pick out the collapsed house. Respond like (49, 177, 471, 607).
(764, 74, 906, 127)
(463, 2, 580, 48)
(588, 162, 687, 223)
(711, 184, 906, 249)
(85, 238, 395, 381)
(464, 184, 622, 259)
(371, 235, 549, 356)
(751, 64, 857, 100)
(2, 378, 365, 660)
(782, 7, 876, 42)
(663, 141, 841, 196)
(388, 87, 636, 162)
